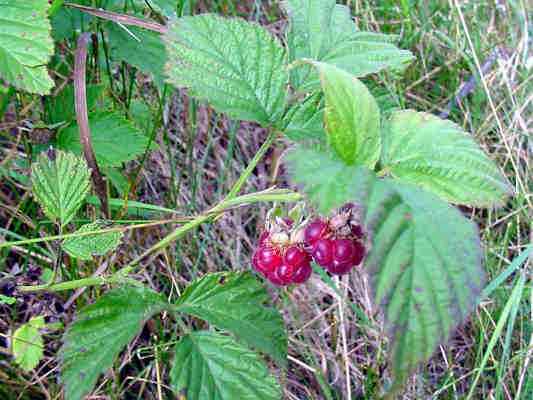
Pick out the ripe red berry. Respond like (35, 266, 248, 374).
(274, 263, 295, 285)
(312, 238, 334, 267)
(351, 224, 364, 239)
(267, 270, 285, 286)
(284, 246, 309, 268)
(292, 263, 312, 283)
(304, 219, 329, 245)
(253, 246, 282, 275)
(351, 240, 365, 266)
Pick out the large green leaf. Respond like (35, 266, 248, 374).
(170, 330, 282, 400)
(175, 272, 287, 365)
(62, 220, 123, 260)
(31, 150, 91, 227)
(284, 0, 413, 91)
(164, 14, 288, 125)
(57, 111, 152, 167)
(282, 92, 325, 142)
(60, 286, 167, 400)
(12, 316, 45, 372)
(380, 110, 512, 207)
(286, 145, 374, 213)
(0, 0, 55, 94)
(363, 178, 485, 387)
(314, 62, 381, 167)
(107, 23, 166, 88)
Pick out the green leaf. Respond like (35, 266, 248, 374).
(164, 14, 288, 125)
(314, 62, 381, 167)
(31, 150, 91, 226)
(44, 83, 104, 124)
(363, 178, 485, 386)
(286, 145, 375, 213)
(284, 0, 414, 91)
(57, 111, 153, 167)
(175, 272, 287, 365)
(107, 23, 166, 88)
(62, 220, 123, 260)
(12, 316, 45, 371)
(282, 92, 325, 142)
(50, 3, 93, 42)
(0, 0, 55, 94)
(60, 286, 167, 400)
(380, 110, 512, 207)
(170, 330, 282, 400)
(0, 294, 16, 305)
(143, 0, 176, 17)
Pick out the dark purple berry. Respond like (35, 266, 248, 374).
(274, 264, 295, 285)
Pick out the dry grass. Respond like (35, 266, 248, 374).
(0, 0, 531, 399)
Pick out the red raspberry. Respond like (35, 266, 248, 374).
(312, 239, 334, 267)
(292, 263, 312, 283)
(351, 224, 364, 239)
(284, 247, 309, 268)
(351, 240, 365, 266)
(304, 219, 329, 246)
(284, 246, 312, 284)
(267, 270, 285, 286)
(252, 246, 282, 275)
(274, 263, 295, 285)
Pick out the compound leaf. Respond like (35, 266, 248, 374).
(380, 110, 512, 207)
(363, 178, 485, 387)
(175, 272, 287, 365)
(60, 286, 167, 400)
(170, 330, 281, 400)
(164, 14, 288, 125)
(107, 23, 166, 88)
(0, 0, 55, 94)
(314, 62, 380, 167)
(57, 111, 152, 167)
(286, 145, 374, 213)
(12, 316, 45, 372)
(62, 220, 123, 260)
(31, 150, 91, 227)
(284, 0, 413, 91)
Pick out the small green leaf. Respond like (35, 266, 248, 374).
(286, 145, 375, 213)
(62, 220, 123, 260)
(0, 0, 55, 94)
(60, 286, 167, 400)
(363, 178, 485, 387)
(0, 294, 16, 305)
(313, 62, 381, 167)
(31, 150, 91, 226)
(282, 92, 325, 142)
(57, 111, 153, 167)
(12, 316, 46, 371)
(380, 110, 512, 207)
(107, 23, 166, 88)
(164, 14, 288, 125)
(170, 330, 282, 400)
(175, 272, 287, 365)
(284, 0, 414, 91)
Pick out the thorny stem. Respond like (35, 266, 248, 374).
(17, 189, 301, 293)
(74, 33, 110, 218)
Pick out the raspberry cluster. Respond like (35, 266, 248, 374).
(252, 204, 366, 286)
